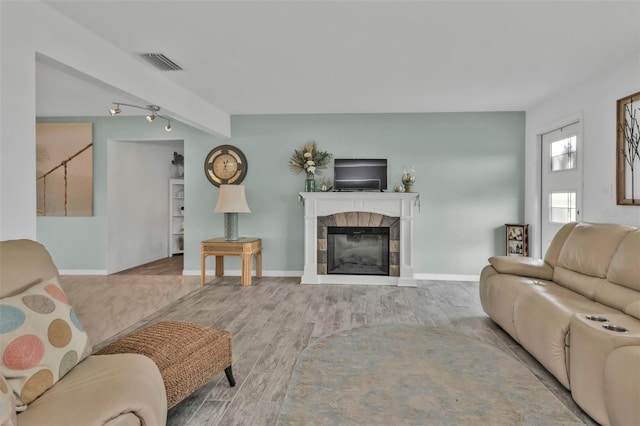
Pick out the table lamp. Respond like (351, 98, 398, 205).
(214, 184, 251, 241)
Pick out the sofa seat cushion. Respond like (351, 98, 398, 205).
(0, 276, 88, 407)
(16, 354, 166, 426)
(479, 267, 542, 340)
(513, 286, 619, 389)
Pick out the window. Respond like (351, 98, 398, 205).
(550, 136, 577, 171)
(549, 192, 577, 223)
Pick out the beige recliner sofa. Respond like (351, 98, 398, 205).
(0, 239, 167, 425)
(479, 221, 639, 426)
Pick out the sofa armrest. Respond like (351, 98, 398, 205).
(488, 256, 553, 280)
(17, 354, 166, 426)
(604, 346, 640, 426)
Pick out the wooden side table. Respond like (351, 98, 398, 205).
(201, 237, 262, 286)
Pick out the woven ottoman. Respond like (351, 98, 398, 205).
(96, 321, 235, 408)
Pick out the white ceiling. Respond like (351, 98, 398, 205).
(38, 0, 640, 117)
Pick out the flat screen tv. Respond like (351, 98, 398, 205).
(333, 159, 387, 191)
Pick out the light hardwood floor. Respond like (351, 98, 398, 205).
(77, 276, 595, 426)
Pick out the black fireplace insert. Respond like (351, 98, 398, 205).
(327, 226, 390, 275)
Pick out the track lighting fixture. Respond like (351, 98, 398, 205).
(109, 102, 173, 132)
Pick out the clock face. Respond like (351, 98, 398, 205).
(204, 145, 248, 187)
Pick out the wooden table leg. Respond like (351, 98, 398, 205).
(241, 254, 251, 286)
(215, 256, 224, 277)
(256, 250, 262, 278)
(201, 253, 207, 285)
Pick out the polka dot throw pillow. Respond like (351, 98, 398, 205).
(0, 276, 88, 408)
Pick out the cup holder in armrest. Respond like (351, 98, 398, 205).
(585, 315, 609, 322)
(602, 324, 629, 333)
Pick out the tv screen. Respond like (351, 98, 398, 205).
(333, 159, 387, 191)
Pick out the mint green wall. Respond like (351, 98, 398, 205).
(193, 112, 525, 275)
(36, 116, 213, 270)
(38, 112, 525, 276)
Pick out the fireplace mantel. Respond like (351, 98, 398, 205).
(299, 192, 419, 286)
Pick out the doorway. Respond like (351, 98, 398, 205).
(106, 139, 184, 274)
(540, 121, 583, 256)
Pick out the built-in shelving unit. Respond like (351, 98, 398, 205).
(169, 179, 184, 256)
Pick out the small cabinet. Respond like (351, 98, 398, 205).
(169, 179, 184, 256)
(505, 224, 528, 257)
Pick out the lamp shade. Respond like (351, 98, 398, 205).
(214, 185, 251, 213)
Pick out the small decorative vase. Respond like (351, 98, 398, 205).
(402, 166, 416, 193)
(305, 173, 316, 192)
(319, 177, 332, 192)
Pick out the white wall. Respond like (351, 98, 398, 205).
(0, 1, 229, 240)
(106, 140, 183, 273)
(525, 54, 640, 257)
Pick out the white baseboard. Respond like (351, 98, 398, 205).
(183, 269, 303, 277)
(58, 269, 478, 282)
(59, 270, 108, 275)
(414, 273, 479, 282)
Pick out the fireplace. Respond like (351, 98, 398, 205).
(327, 226, 390, 275)
(299, 191, 419, 286)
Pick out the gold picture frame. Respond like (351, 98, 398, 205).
(616, 91, 640, 205)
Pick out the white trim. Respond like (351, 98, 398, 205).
(183, 269, 303, 277)
(414, 273, 479, 282)
(59, 270, 107, 275)
(58, 269, 478, 282)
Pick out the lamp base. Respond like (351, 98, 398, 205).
(224, 212, 239, 241)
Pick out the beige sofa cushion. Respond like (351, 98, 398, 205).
(555, 222, 634, 279)
(553, 222, 635, 301)
(0, 240, 60, 298)
(17, 354, 167, 426)
(593, 230, 640, 319)
(513, 287, 619, 389)
(0, 276, 88, 407)
(543, 222, 577, 268)
(606, 229, 640, 291)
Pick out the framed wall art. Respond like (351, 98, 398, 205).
(36, 122, 94, 216)
(505, 224, 528, 257)
(617, 91, 640, 205)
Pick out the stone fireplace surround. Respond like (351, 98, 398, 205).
(318, 213, 400, 276)
(299, 192, 419, 286)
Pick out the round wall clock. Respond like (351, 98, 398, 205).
(204, 144, 248, 187)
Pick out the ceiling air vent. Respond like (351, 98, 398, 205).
(138, 53, 183, 71)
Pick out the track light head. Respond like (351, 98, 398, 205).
(110, 102, 174, 131)
(109, 104, 121, 115)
